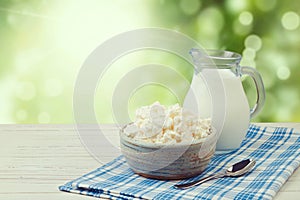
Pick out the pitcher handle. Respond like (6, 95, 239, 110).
(240, 66, 266, 118)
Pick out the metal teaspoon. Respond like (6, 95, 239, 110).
(174, 159, 256, 189)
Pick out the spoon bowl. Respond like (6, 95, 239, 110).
(226, 159, 256, 177)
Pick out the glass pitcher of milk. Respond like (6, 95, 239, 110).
(184, 49, 265, 153)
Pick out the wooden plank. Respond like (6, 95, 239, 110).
(274, 191, 300, 200)
(0, 193, 96, 200)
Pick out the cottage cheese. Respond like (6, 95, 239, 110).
(123, 102, 212, 144)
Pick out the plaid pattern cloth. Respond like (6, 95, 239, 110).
(59, 124, 300, 199)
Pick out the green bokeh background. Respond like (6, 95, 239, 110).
(1, 0, 299, 123)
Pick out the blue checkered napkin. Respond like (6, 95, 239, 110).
(59, 125, 300, 199)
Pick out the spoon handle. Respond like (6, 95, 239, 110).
(174, 172, 225, 189)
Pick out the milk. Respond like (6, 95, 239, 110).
(183, 69, 250, 151)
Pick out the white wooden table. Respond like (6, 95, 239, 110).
(1, 123, 299, 199)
